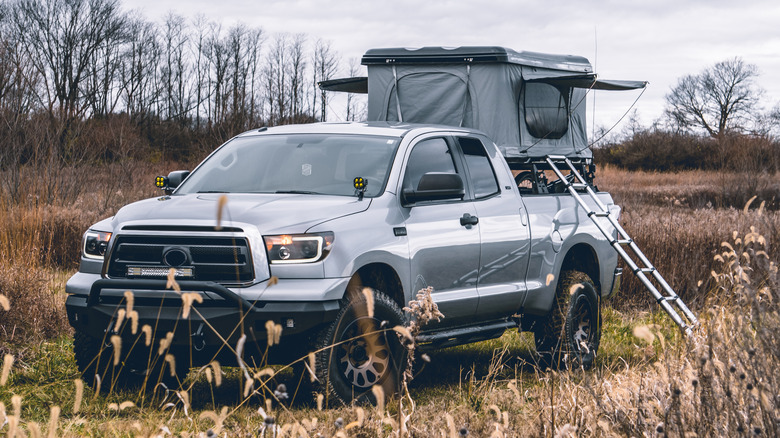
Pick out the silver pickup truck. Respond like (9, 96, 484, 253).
(65, 121, 620, 403)
(66, 46, 637, 404)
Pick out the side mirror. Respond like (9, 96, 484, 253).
(402, 172, 465, 205)
(155, 170, 190, 194)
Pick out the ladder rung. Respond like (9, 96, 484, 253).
(634, 267, 655, 274)
(612, 239, 632, 245)
(657, 296, 679, 304)
(588, 211, 610, 218)
(570, 183, 588, 190)
(547, 155, 566, 160)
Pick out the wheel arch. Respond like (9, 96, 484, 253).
(348, 262, 406, 310)
(559, 243, 601, 292)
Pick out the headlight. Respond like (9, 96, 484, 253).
(83, 230, 112, 259)
(263, 232, 334, 264)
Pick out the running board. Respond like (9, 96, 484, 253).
(545, 155, 699, 335)
(415, 320, 517, 350)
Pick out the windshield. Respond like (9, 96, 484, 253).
(177, 134, 400, 197)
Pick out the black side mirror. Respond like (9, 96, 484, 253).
(402, 172, 465, 205)
(155, 170, 190, 194)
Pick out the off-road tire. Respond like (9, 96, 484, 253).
(533, 270, 601, 369)
(73, 331, 187, 392)
(313, 289, 407, 406)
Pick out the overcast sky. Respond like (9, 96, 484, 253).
(122, 0, 780, 135)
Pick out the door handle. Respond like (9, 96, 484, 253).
(460, 213, 479, 228)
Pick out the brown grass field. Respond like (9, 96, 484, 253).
(1, 163, 778, 436)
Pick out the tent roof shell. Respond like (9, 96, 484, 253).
(361, 46, 594, 74)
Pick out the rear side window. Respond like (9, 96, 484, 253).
(402, 138, 458, 191)
(458, 137, 499, 199)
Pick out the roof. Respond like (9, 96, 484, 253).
(362, 46, 593, 73)
(237, 121, 480, 138)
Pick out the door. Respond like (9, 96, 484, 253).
(399, 136, 480, 327)
(456, 136, 530, 320)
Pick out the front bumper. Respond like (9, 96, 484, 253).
(65, 275, 347, 355)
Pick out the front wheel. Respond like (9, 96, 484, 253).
(73, 331, 187, 392)
(533, 270, 601, 369)
(313, 289, 407, 405)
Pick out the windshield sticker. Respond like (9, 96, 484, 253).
(302, 163, 312, 176)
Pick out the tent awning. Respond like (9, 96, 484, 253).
(318, 77, 368, 93)
(321, 74, 647, 94)
(528, 74, 647, 91)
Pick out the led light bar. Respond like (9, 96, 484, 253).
(127, 267, 194, 278)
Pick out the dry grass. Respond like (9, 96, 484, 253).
(597, 165, 780, 310)
(0, 161, 778, 436)
(0, 161, 191, 356)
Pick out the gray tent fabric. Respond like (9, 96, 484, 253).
(384, 70, 473, 127)
(351, 46, 645, 159)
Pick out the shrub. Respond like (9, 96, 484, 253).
(594, 129, 780, 173)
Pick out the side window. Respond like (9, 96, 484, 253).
(459, 137, 499, 199)
(402, 138, 458, 191)
(522, 82, 570, 139)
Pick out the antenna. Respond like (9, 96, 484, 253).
(592, 26, 598, 142)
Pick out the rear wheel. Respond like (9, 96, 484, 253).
(533, 270, 601, 369)
(313, 289, 406, 405)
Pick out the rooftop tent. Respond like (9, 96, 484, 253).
(351, 46, 646, 160)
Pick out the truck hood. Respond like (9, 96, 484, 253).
(111, 193, 371, 233)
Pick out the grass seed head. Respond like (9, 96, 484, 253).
(123, 290, 134, 313)
(210, 361, 222, 387)
(0, 293, 9, 311)
(47, 406, 60, 438)
(1, 354, 13, 386)
(166, 268, 181, 292)
(110, 335, 122, 366)
(164, 354, 176, 376)
(362, 287, 375, 318)
(142, 324, 152, 346)
(73, 379, 83, 413)
(158, 331, 174, 355)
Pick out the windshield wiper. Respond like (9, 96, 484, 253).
(275, 190, 321, 195)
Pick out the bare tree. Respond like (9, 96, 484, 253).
(119, 15, 159, 123)
(160, 12, 191, 121)
(665, 57, 762, 138)
(312, 38, 339, 122)
(244, 28, 264, 126)
(85, 21, 127, 117)
(287, 33, 307, 122)
(191, 14, 210, 130)
(10, 0, 125, 120)
(263, 33, 288, 125)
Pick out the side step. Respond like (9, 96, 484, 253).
(415, 320, 517, 351)
(545, 155, 698, 335)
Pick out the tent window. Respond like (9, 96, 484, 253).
(387, 73, 472, 126)
(522, 82, 569, 139)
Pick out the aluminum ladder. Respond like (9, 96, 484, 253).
(545, 155, 698, 335)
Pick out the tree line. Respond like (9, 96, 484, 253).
(0, 0, 364, 167)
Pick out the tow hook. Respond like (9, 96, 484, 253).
(191, 323, 206, 351)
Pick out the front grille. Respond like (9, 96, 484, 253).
(106, 235, 253, 284)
